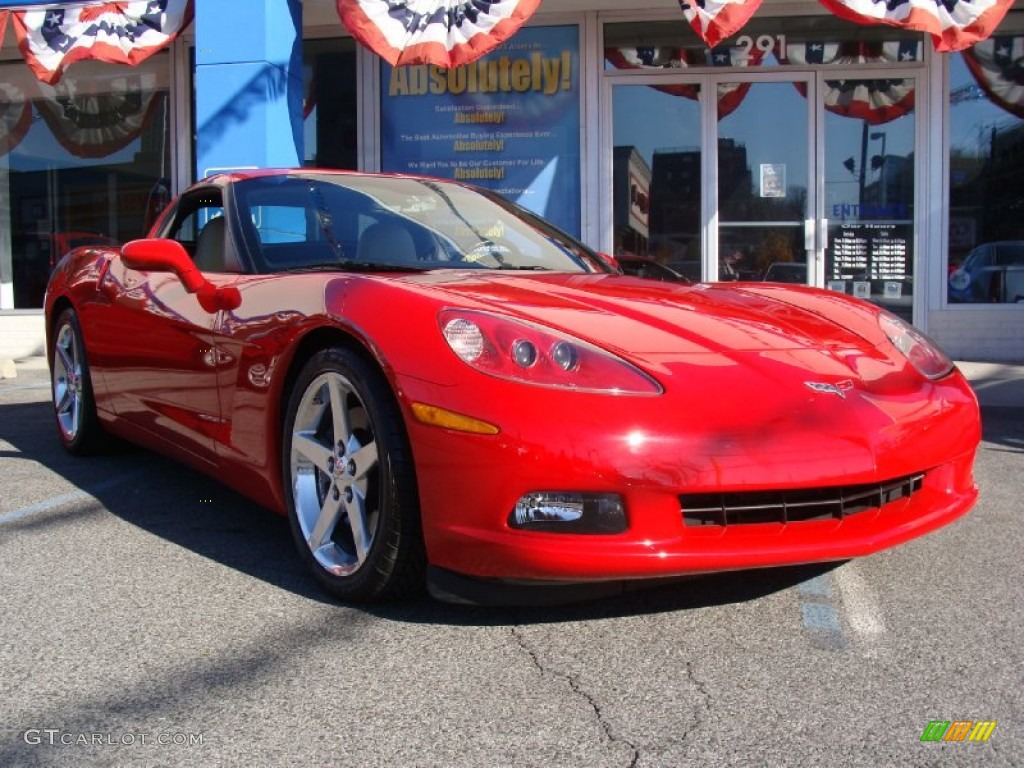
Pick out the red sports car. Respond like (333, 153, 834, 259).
(45, 169, 981, 603)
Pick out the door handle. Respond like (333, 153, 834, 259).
(805, 219, 829, 254)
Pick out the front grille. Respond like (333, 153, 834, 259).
(680, 473, 925, 527)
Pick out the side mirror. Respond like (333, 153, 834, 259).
(122, 238, 205, 292)
(121, 238, 241, 313)
(597, 251, 623, 274)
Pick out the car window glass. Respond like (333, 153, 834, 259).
(251, 205, 309, 244)
(177, 207, 225, 241)
(232, 174, 609, 274)
(162, 191, 224, 259)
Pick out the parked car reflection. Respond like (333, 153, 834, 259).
(949, 241, 1024, 303)
(763, 262, 807, 284)
(617, 255, 691, 283)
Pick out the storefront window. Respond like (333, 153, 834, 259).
(303, 38, 358, 170)
(947, 12, 1024, 304)
(378, 25, 582, 238)
(0, 54, 171, 309)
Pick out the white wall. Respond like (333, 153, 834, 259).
(929, 309, 1024, 362)
(0, 311, 46, 361)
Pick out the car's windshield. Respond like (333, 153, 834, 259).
(231, 174, 609, 274)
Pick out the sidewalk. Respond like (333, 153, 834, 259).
(954, 361, 1024, 409)
(3, 354, 1020, 408)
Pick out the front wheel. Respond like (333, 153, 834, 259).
(51, 307, 106, 454)
(282, 347, 425, 601)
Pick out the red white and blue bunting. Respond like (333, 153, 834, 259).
(819, 0, 1014, 52)
(603, 45, 765, 119)
(677, 0, 763, 49)
(0, 78, 32, 155)
(8, 0, 192, 85)
(337, 0, 541, 69)
(0, 56, 168, 157)
(962, 36, 1024, 118)
(781, 41, 920, 124)
(677, 0, 1012, 53)
(0, 0, 1017, 79)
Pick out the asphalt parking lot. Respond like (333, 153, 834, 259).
(1, 361, 1021, 767)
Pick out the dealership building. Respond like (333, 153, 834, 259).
(1, 0, 1023, 364)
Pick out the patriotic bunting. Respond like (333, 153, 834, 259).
(781, 41, 919, 124)
(12, 0, 193, 85)
(0, 79, 32, 156)
(962, 36, 1024, 118)
(35, 73, 166, 158)
(337, 0, 541, 69)
(818, 77, 916, 125)
(677, 0, 763, 49)
(0, 57, 168, 158)
(0, 11, 8, 50)
(604, 45, 765, 119)
(818, 0, 1014, 52)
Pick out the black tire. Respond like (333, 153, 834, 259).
(50, 307, 107, 455)
(282, 347, 425, 601)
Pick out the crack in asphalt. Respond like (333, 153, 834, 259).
(509, 626, 640, 768)
(681, 660, 712, 744)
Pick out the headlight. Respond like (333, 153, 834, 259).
(948, 269, 970, 291)
(878, 312, 953, 380)
(440, 309, 662, 395)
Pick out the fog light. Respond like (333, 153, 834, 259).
(510, 492, 627, 534)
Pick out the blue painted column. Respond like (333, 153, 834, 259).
(194, 0, 303, 178)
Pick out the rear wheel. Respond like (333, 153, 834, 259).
(283, 347, 424, 601)
(51, 307, 106, 454)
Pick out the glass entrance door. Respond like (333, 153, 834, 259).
(820, 75, 917, 321)
(714, 78, 813, 284)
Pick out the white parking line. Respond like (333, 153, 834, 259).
(832, 563, 886, 638)
(0, 471, 145, 526)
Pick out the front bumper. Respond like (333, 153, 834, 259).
(399, 360, 981, 584)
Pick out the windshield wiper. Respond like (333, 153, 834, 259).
(493, 264, 554, 271)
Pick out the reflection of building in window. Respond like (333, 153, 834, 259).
(649, 146, 715, 262)
(612, 146, 651, 257)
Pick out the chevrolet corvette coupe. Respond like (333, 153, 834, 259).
(45, 169, 981, 603)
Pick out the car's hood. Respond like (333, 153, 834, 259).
(406, 271, 884, 357)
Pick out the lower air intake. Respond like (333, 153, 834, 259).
(680, 473, 925, 527)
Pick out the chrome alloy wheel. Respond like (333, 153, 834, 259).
(53, 321, 84, 442)
(290, 371, 380, 576)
